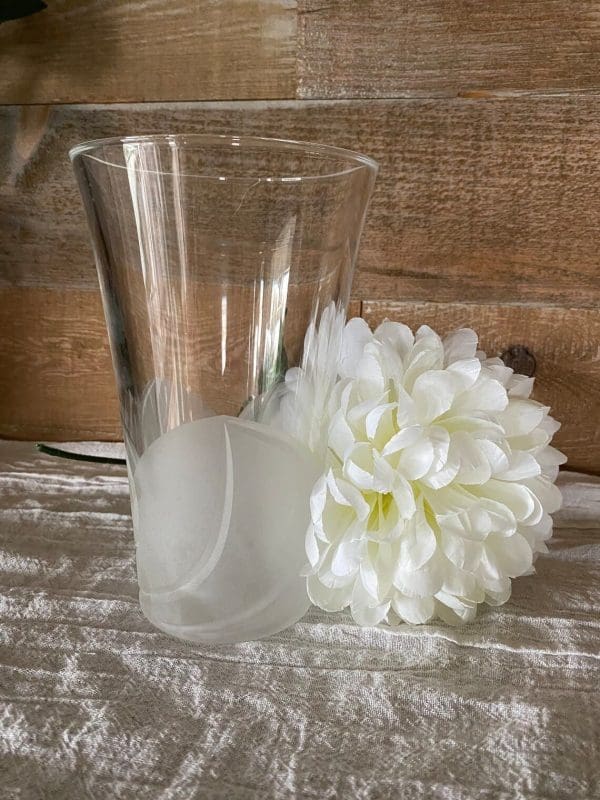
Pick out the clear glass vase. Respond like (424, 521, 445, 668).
(70, 134, 377, 643)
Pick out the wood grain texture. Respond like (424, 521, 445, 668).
(0, 0, 296, 103)
(2, 98, 600, 306)
(0, 288, 120, 441)
(0, 286, 360, 442)
(299, 0, 600, 98)
(362, 301, 600, 473)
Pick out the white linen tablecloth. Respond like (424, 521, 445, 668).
(1, 440, 599, 800)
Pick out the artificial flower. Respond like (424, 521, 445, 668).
(299, 317, 565, 625)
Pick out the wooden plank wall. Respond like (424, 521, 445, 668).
(1, 1, 599, 470)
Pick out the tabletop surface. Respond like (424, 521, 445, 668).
(1, 440, 599, 800)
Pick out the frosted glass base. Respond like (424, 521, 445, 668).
(131, 416, 320, 644)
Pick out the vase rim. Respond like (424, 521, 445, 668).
(69, 133, 379, 183)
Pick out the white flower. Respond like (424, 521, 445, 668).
(301, 318, 566, 626)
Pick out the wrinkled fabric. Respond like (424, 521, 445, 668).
(0, 440, 599, 800)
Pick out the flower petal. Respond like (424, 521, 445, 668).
(382, 425, 422, 457)
(507, 374, 535, 399)
(496, 451, 541, 482)
(447, 358, 482, 390)
(443, 328, 478, 364)
(307, 574, 353, 612)
(452, 432, 492, 485)
(485, 532, 533, 578)
(524, 476, 563, 515)
(325, 470, 370, 520)
(331, 538, 363, 577)
(397, 508, 437, 571)
(365, 402, 396, 442)
(305, 524, 321, 568)
(340, 317, 372, 378)
(411, 370, 457, 423)
(392, 594, 435, 624)
(497, 399, 549, 437)
(328, 409, 356, 462)
(453, 377, 508, 414)
(398, 437, 435, 480)
(374, 319, 414, 359)
(394, 556, 444, 598)
(391, 474, 417, 520)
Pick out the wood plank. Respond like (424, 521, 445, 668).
(0, 287, 360, 442)
(2, 98, 600, 306)
(299, 0, 600, 98)
(0, 288, 120, 441)
(362, 301, 600, 473)
(0, 0, 296, 104)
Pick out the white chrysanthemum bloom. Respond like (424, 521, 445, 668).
(303, 318, 566, 626)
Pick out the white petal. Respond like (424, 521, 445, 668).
(381, 425, 422, 457)
(359, 556, 380, 601)
(440, 563, 484, 603)
(524, 476, 563, 515)
(398, 437, 435, 480)
(326, 470, 370, 520)
(496, 451, 541, 482)
(443, 328, 478, 364)
(351, 601, 391, 627)
(441, 532, 483, 573)
(305, 524, 321, 568)
(347, 393, 389, 431)
(507, 374, 535, 399)
(340, 317, 373, 378)
(391, 475, 417, 520)
(447, 357, 482, 390)
(485, 532, 533, 578)
(484, 362, 514, 387)
(351, 580, 391, 626)
(331, 539, 363, 577)
(425, 425, 452, 474)
(394, 554, 444, 598)
(477, 439, 510, 475)
(357, 347, 386, 395)
(485, 578, 512, 606)
(373, 451, 401, 493)
(403, 326, 444, 377)
(536, 445, 568, 468)
(394, 386, 417, 428)
(411, 370, 457, 423)
(477, 497, 517, 536)
(474, 479, 536, 523)
(328, 409, 356, 462)
(497, 399, 549, 437)
(392, 594, 435, 624)
(365, 402, 396, 442)
(452, 432, 492, 485)
(307, 574, 353, 612)
(374, 319, 414, 359)
(443, 414, 505, 440)
(375, 541, 396, 598)
(437, 507, 489, 542)
(420, 440, 460, 489)
(524, 512, 553, 541)
(309, 475, 327, 524)
(397, 509, 437, 571)
(453, 377, 508, 414)
(540, 415, 561, 437)
(434, 593, 478, 624)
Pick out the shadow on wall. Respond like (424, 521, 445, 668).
(0, 0, 118, 103)
(0, 1, 47, 24)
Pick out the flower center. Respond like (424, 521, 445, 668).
(367, 492, 394, 532)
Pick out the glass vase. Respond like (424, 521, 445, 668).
(70, 134, 377, 643)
